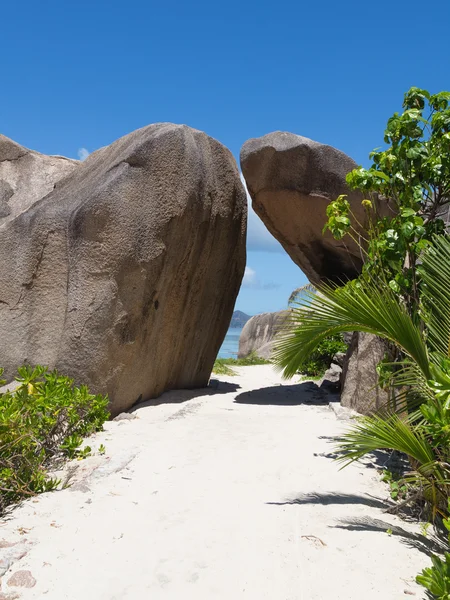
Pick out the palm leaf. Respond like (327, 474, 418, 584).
(273, 280, 430, 379)
(420, 235, 450, 357)
(337, 413, 435, 467)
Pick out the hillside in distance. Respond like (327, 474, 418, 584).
(230, 310, 251, 328)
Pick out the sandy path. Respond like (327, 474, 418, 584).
(0, 366, 428, 599)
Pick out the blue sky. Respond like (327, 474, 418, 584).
(1, 0, 449, 315)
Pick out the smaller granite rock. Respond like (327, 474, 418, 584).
(329, 402, 360, 420)
(238, 310, 291, 359)
(113, 412, 138, 422)
(332, 352, 346, 368)
(320, 363, 342, 392)
(7, 570, 36, 588)
(341, 332, 390, 414)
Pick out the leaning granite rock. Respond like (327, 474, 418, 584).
(340, 332, 390, 414)
(238, 310, 291, 359)
(0, 124, 246, 415)
(240, 132, 390, 285)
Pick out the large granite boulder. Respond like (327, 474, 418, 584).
(238, 310, 291, 360)
(240, 132, 389, 286)
(340, 332, 390, 414)
(0, 124, 246, 415)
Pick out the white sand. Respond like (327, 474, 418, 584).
(0, 365, 429, 599)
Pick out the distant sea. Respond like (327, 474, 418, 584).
(217, 327, 242, 359)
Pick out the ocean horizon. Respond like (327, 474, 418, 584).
(217, 326, 242, 359)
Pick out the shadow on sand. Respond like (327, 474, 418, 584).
(333, 515, 448, 557)
(132, 380, 240, 411)
(234, 381, 337, 406)
(267, 492, 390, 510)
(268, 494, 446, 557)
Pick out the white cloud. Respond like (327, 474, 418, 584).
(242, 266, 281, 291)
(241, 174, 285, 254)
(77, 147, 90, 161)
(242, 266, 257, 287)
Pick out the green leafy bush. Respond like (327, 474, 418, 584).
(417, 506, 450, 599)
(417, 553, 450, 599)
(297, 334, 347, 377)
(0, 365, 109, 514)
(323, 87, 450, 311)
(213, 351, 271, 375)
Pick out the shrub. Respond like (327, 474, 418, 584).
(417, 505, 450, 599)
(297, 334, 347, 377)
(323, 87, 450, 310)
(212, 351, 271, 375)
(0, 365, 109, 514)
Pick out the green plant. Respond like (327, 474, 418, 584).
(0, 365, 109, 513)
(417, 553, 450, 599)
(212, 361, 237, 376)
(212, 351, 271, 375)
(297, 334, 346, 377)
(416, 503, 450, 599)
(273, 235, 450, 597)
(381, 469, 408, 502)
(282, 87, 450, 599)
(323, 87, 450, 311)
(274, 235, 450, 514)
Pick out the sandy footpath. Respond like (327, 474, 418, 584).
(0, 365, 430, 599)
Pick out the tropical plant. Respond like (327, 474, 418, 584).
(296, 334, 347, 378)
(274, 235, 450, 512)
(416, 501, 450, 599)
(323, 87, 450, 311)
(274, 235, 450, 598)
(0, 365, 109, 514)
(213, 351, 271, 375)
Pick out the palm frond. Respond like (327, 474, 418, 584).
(273, 281, 430, 379)
(337, 413, 435, 467)
(421, 235, 450, 357)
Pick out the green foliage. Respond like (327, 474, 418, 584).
(417, 506, 450, 599)
(0, 365, 109, 513)
(273, 277, 429, 380)
(274, 235, 450, 512)
(417, 553, 450, 599)
(288, 87, 450, 598)
(213, 351, 271, 376)
(323, 87, 450, 308)
(297, 334, 346, 377)
(212, 361, 237, 376)
(381, 470, 409, 500)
